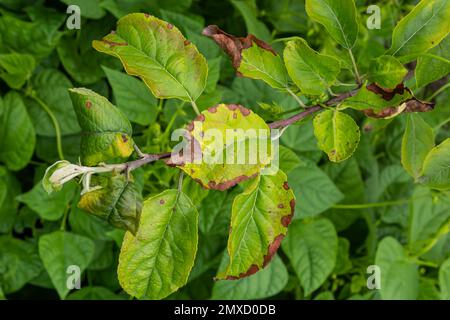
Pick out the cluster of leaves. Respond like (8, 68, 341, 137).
(0, 0, 449, 300)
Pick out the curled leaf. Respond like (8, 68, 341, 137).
(78, 174, 142, 234)
(42, 160, 84, 194)
(69, 88, 134, 166)
(203, 25, 289, 90)
(203, 25, 276, 70)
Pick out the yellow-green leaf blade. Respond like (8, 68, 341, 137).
(118, 189, 198, 300)
(284, 38, 341, 95)
(419, 138, 450, 190)
(388, 0, 450, 61)
(69, 88, 134, 166)
(313, 110, 360, 162)
(93, 13, 207, 102)
(216, 170, 295, 280)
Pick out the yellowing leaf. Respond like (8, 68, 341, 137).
(216, 170, 295, 280)
(69, 88, 134, 166)
(313, 110, 360, 162)
(118, 189, 198, 299)
(175, 104, 272, 190)
(93, 13, 207, 102)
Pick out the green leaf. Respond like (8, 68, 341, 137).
(39, 231, 95, 299)
(401, 114, 435, 179)
(264, 0, 308, 34)
(313, 109, 360, 162)
(439, 258, 450, 300)
(368, 55, 408, 89)
(333, 238, 352, 275)
(176, 104, 272, 191)
(216, 170, 295, 279)
(118, 189, 198, 300)
(0, 236, 42, 294)
(67, 286, 125, 300)
(282, 219, 338, 296)
(27, 69, 80, 137)
(419, 138, 450, 190)
(69, 88, 134, 166)
(287, 162, 344, 218)
(0, 92, 36, 171)
(78, 174, 143, 234)
(17, 181, 76, 221)
(375, 237, 419, 300)
(408, 186, 450, 253)
(284, 38, 341, 95)
(0, 53, 35, 89)
(102, 66, 158, 126)
(239, 42, 288, 90)
(0, 166, 21, 233)
(0, 15, 62, 60)
(416, 35, 450, 88)
(388, 0, 450, 61)
(305, 0, 358, 49)
(60, 0, 106, 19)
(69, 204, 114, 242)
(93, 13, 207, 102)
(212, 254, 288, 299)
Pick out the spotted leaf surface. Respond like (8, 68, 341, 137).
(175, 104, 272, 190)
(69, 88, 133, 166)
(93, 13, 207, 102)
(216, 170, 295, 280)
(118, 189, 198, 300)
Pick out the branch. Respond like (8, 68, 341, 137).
(268, 88, 360, 129)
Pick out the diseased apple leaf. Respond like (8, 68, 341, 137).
(203, 25, 287, 90)
(340, 82, 435, 118)
(305, 0, 359, 49)
(69, 88, 134, 166)
(173, 103, 272, 191)
(118, 189, 198, 300)
(93, 13, 207, 102)
(401, 114, 435, 180)
(419, 138, 450, 190)
(313, 110, 360, 162)
(388, 0, 450, 62)
(368, 55, 408, 89)
(284, 38, 340, 96)
(78, 174, 142, 234)
(216, 170, 295, 280)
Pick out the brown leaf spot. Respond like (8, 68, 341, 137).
(102, 40, 128, 47)
(225, 264, 259, 280)
(85, 101, 92, 109)
(263, 234, 284, 267)
(278, 203, 284, 209)
(121, 134, 128, 143)
(283, 182, 290, 190)
(184, 40, 191, 46)
(208, 106, 218, 113)
(202, 25, 277, 70)
(207, 173, 257, 191)
(366, 83, 408, 101)
(226, 104, 251, 116)
(159, 199, 165, 205)
(167, 23, 173, 29)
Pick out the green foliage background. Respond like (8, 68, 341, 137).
(0, 0, 449, 300)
